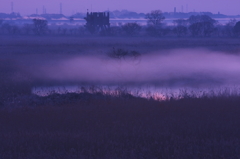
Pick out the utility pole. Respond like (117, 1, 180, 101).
(42, 6, 46, 14)
(60, 3, 62, 14)
(11, 2, 13, 13)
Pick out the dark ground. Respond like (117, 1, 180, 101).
(0, 94, 240, 158)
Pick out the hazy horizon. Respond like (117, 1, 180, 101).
(0, 0, 239, 16)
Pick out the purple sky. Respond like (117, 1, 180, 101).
(0, 0, 239, 16)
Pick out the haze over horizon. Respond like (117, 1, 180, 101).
(0, 0, 239, 16)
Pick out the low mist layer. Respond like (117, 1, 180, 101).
(28, 49, 240, 88)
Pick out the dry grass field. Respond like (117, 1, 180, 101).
(1, 92, 240, 158)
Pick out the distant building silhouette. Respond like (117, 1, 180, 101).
(84, 11, 110, 33)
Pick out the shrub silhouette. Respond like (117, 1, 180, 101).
(108, 47, 141, 59)
(121, 22, 141, 36)
(174, 25, 188, 37)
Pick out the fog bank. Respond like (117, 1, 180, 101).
(30, 49, 240, 88)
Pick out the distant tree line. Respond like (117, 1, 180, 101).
(0, 12, 21, 19)
(2, 10, 237, 20)
(0, 10, 240, 37)
(0, 18, 86, 36)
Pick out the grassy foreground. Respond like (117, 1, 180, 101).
(0, 93, 240, 159)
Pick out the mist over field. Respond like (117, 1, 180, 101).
(17, 48, 239, 89)
(1, 37, 240, 97)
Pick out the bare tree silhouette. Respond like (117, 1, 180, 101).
(188, 15, 217, 37)
(234, 21, 240, 37)
(33, 19, 48, 35)
(145, 10, 165, 27)
(173, 19, 188, 37)
(224, 19, 237, 37)
(145, 10, 165, 36)
(188, 15, 216, 25)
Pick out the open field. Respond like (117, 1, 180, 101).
(1, 93, 240, 158)
(1, 36, 240, 158)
